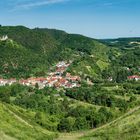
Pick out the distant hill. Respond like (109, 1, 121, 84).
(101, 37, 140, 48)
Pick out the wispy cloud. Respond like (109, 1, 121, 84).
(101, 0, 135, 7)
(103, 2, 113, 6)
(12, 0, 70, 11)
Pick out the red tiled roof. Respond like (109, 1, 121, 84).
(59, 78, 68, 84)
(19, 80, 29, 83)
(50, 77, 58, 81)
(28, 77, 47, 81)
(128, 75, 140, 79)
(57, 66, 66, 69)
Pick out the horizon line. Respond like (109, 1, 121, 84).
(0, 24, 140, 40)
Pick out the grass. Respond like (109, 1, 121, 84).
(103, 85, 121, 91)
(0, 131, 16, 140)
(0, 102, 57, 140)
(69, 98, 102, 110)
(96, 60, 109, 71)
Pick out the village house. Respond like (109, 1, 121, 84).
(86, 78, 94, 85)
(54, 82, 61, 88)
(0, 35, 8, 41)
(8, 79, 17, 85)
(55, 61, 70, 75)
(56, 61, 68, 68)
(55, 67, 65, 75)
(37, 82, 46, 89)
(66, 73, 81, 82)
(128, 75, 140, 81)
(47, 77, 59, 87)
(65, 82, 80, 88)
(0, 79, 7, 86)
(0, 78, 17, 86)
(59, 78, 68, 87)
(108, 77, 113, 82)
(48, 72, 55, 76)
(65, 82, 73, 88)
(19, 79, 30, 86)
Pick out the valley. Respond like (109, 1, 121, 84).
(0, 26, 140, 140)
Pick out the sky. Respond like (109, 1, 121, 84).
(0, 0, 140, 39)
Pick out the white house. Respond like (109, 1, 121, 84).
(8, 79, 17, 85)
(0, 35, 8, 41)
(0, 79, 8, 86)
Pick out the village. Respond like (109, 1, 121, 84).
(0, 61, 81, 89)
(0, 59, 140, 89)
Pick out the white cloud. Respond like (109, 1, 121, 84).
(12, 0, 70, 10)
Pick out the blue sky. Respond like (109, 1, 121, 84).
(0, 0, 140, 38)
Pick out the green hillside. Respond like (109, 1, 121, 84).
(0, 25, 111, 79)
(80, 106, 140, 140)
(0, 102, 57, 140)
(0, 82, 139, 140)
(0, 26, 139, 81)
(0, 39, 44, 78)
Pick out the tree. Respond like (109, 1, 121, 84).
(62, 97, 69, 110)
(129, 96, 137, 102)
(74, 117, 89, 130)
(99, 107, 113, 123)
(116, 69, 128, 83)
(58, 117, 75, 132)
(35, 83, 39, 89)
(86, 108, 96, 128)
(118, 100, 128, 112)
(35, 112, 44, 125)
(0, 90, 10, 103)
(106, 95, 115, 107)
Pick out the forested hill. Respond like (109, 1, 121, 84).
(0, 25, 139, 81)
(0, 25, 110, 79)
(101, 37, 140, 48)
